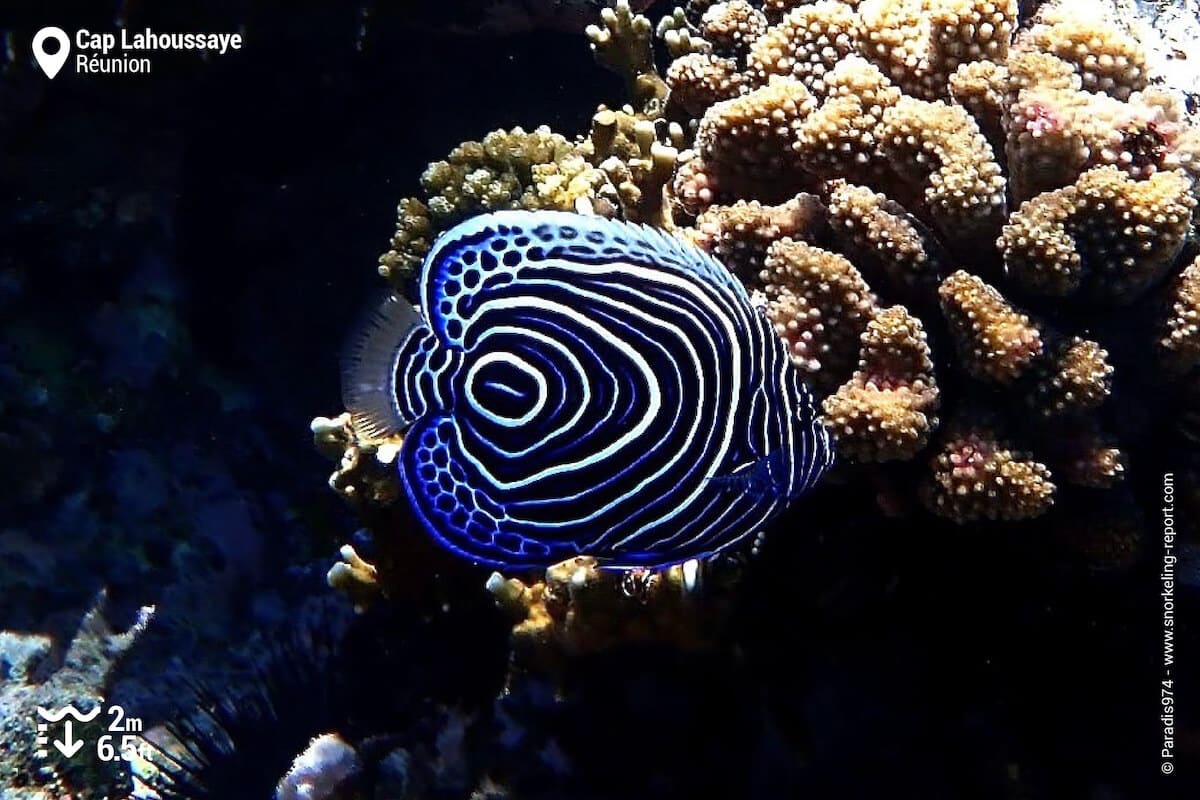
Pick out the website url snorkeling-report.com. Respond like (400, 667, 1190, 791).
(1160, 472, 1177, 775)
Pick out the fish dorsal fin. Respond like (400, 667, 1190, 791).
(340, 292, 426, 439)
(417, 210, 748, 347)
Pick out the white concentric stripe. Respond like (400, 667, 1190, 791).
(459, 324, 591, 459)
(456, 266, 733, 532)
(463, 351, 548, 426)
(467, 310, 619, 451)
(496, 298, 683, 510)
(463, 276, 702, 512)
(533, 261, 745, 548)
(447, 294, 663, 491)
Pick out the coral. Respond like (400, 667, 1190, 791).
(879, 95, 1007, 240)
(1000, 166, 1196, 302)
(310, 413, 402, 507)
(0, 593, 154, 800)
(275, 734, 362, 800)
(587, 0, 668, 109)
(1019, 1, 1147, 101)
(923, 424, 1056, 522)
(821, 305, 940, 461)
(825, 179, 946, 297)
(487, 556, 735, 676)
(1159, 255, 1200, 374)
(938, 270, 1043, 385)
(1027, 337, 1112, 418)
(694, 76, 818, 189)
(579, 106, 684, 225)
(699, 0, 768, 56)
(377, 197, 433, 287)
(761, 237, 877, 390)
(745, 1, 860, 94)
(420, 127, 606, 224)
(687, 193, 826, 281)
(666, 53, 745, 116)
(315, 0, 1200, 682)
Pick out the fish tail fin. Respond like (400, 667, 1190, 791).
(341, 292, 425, 440)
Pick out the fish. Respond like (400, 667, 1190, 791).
(342, 210, 833, 570)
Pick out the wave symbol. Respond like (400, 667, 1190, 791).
(36, 705, 101, 723)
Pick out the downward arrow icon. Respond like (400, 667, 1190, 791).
(53, 720, 84, 758)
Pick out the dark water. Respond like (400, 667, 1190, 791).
(1, 2, 1197, 799)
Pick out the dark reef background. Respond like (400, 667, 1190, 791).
(1, 2, 1197, 799)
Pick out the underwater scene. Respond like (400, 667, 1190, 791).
(2, 0, 1199, 797)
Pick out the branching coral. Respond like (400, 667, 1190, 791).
(822, 305, 940, 461)
(1160, 255, 1200, 374)
(487, 556, 735, 676)
(922, 422, 1056, 522)
(315, 0, 1200, 676)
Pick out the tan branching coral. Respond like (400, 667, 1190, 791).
(1000, 166, 1196, 302)
(667, 53, 745, 116)
(1160, 256, 1200, 374)
(821, 306, 940, 461)
(923, 424, 1056, 521)
(879, 96, 1007, 240)
(687, 193, 825, 281)
(1018, 1, 1147, 101)
(580, 106, 683, 225)
(857, 0, 1017, 101)
(694, 76, 817, 189)
(938, 271, 1043, 384)
(792, 56, 900, 184)
(700, 0, 768, 56)
(1028, 337, 1113, 418)
(761, 237, 877, 389)
(745, 1, 861, 94)
(310, 413, 403, 508)
(311, 0, 1200, 676)
(588, 0, 668, 109)
(488, 557, 733, 675)
(825, 179, 945, 297)
(421, 127, 607, 223)
(378, 198, 433, 288)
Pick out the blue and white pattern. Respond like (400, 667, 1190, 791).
(342, 210, 833, 569)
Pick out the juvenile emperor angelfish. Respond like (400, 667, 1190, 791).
(343, 210, 833, 569)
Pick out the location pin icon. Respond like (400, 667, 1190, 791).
(32, 27, 70, 79)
